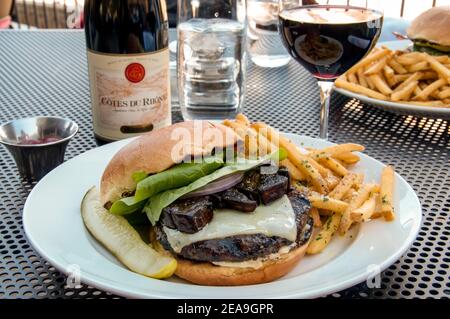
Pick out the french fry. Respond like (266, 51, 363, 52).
(380, 166, 395, 221)
(333, 152, 360, 164)
(308, 194, 349, 214)
(342, 188, 358, 203)
(297, 160, 328, 194)
(383, 65, 396, 87)
(310, 207, 322, 227)
(223, 119, 243, 134)
(372, 213, 383, 219)
(280, 159, 306, 181)
(406, 61, 429, 73)
(346, 49, 390, 75)
(420, 71, 439, 80)
(318, 209, 333, 216)
(306, 213, 341, 254)
(326, 173, 340, 191)
(392, 72, 422, 93)
(343, 174, 364, 195)
(252, 122, 328, 193)
(308, 157, 333, 178)
(223, 120, 259, 158)
(339, 183, 378, 235)
(391, 80, 418, 102)
(438, 87, 450, 99)
(365, 74, 376, 90)
(319, 157, 348, 177)
(370, 73, 393, 95)
(310, 143, 365, 159)
(398, 52, 421, 59)
(351, 193, 378, 222)
(235, 113, 251, 126)
(348, 72, 358, 84)
(413, 85, 422, 97)
(329, 173, 358, 200)
(424, 54, 450, 82)
(335, 77, 388, 100)
(396, 54, 422, 65)
(357, 68, 369, 87)
(294, 183, 316, 197)
(433, 56, 449, 63)
(430, 87, 442, 100)
(393, 74, 412, 83)
(355, 173, 365, 185)
(413, 78, 447, 100)
(388, 58, 408, 74)
(364, 56, 389, 76)
(255, 129, 278, 156)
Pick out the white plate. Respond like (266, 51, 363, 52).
(23, 134, 422, 299)
(335, 40, 450, 120)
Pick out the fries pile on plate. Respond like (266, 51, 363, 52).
(335, 47, 450, 107)
(223, 114, 395, 255)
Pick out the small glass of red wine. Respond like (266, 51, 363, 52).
(278, 0, 383, 139)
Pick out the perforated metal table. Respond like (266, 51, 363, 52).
(0, 30, 448, 299)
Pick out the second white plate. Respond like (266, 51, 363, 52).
(335, 40, 450, 120)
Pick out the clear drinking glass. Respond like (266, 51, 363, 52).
(278, 0, 383, 139)
(177, 0, 247, 120)
(247, 0, 291, 68)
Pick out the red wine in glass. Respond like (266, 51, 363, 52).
(279, 5, 383, 80)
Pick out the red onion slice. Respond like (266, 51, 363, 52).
(181, 172, 244, 199)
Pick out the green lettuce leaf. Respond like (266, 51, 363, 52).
(109, 197, 146, 215)
(134, 158, 224, 202)
(143, 152, 280, 225)
(109, 158, 224, 215)
(278, 148, 288, 161)
(132, 171, 148, 183)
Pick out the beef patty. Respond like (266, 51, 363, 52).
(155, 190, 313, 262)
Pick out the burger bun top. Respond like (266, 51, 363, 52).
(100, 121, 239, 205)
(407, 6, 450, 46)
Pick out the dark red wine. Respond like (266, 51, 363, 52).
(18, 136, 61, 145)
(84, 0, 171, 142)
(279, 5, 383, 80)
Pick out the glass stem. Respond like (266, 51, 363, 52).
(318, 81, 333, 140)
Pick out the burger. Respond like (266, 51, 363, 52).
(96, 121, 313, 286)
(407, 6, 450, 56)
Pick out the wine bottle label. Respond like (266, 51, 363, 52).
(86, 48, 171, 141)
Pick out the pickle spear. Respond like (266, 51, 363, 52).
(81, 187, 176, 279)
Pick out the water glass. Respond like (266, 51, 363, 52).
(177, 0, 247, 120)
(247, 0, 290, 67)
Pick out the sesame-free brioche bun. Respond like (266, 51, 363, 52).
(407, 6, 450, 46)
(153, 239, 310, 286)
(100, 121, 239, 205)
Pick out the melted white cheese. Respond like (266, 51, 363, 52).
(163, 195, 297, 253)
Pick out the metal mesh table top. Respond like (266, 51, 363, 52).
(0, 30, 449, 299)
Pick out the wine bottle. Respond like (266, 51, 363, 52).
(84, 0, 170, 142)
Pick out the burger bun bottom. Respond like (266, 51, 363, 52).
(152, 235, 310, 286)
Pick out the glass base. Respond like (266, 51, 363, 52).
(181, 108, 242, 121)
(251, 55, 291, 68)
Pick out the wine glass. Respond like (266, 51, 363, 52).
(278, 0, 383, 139)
